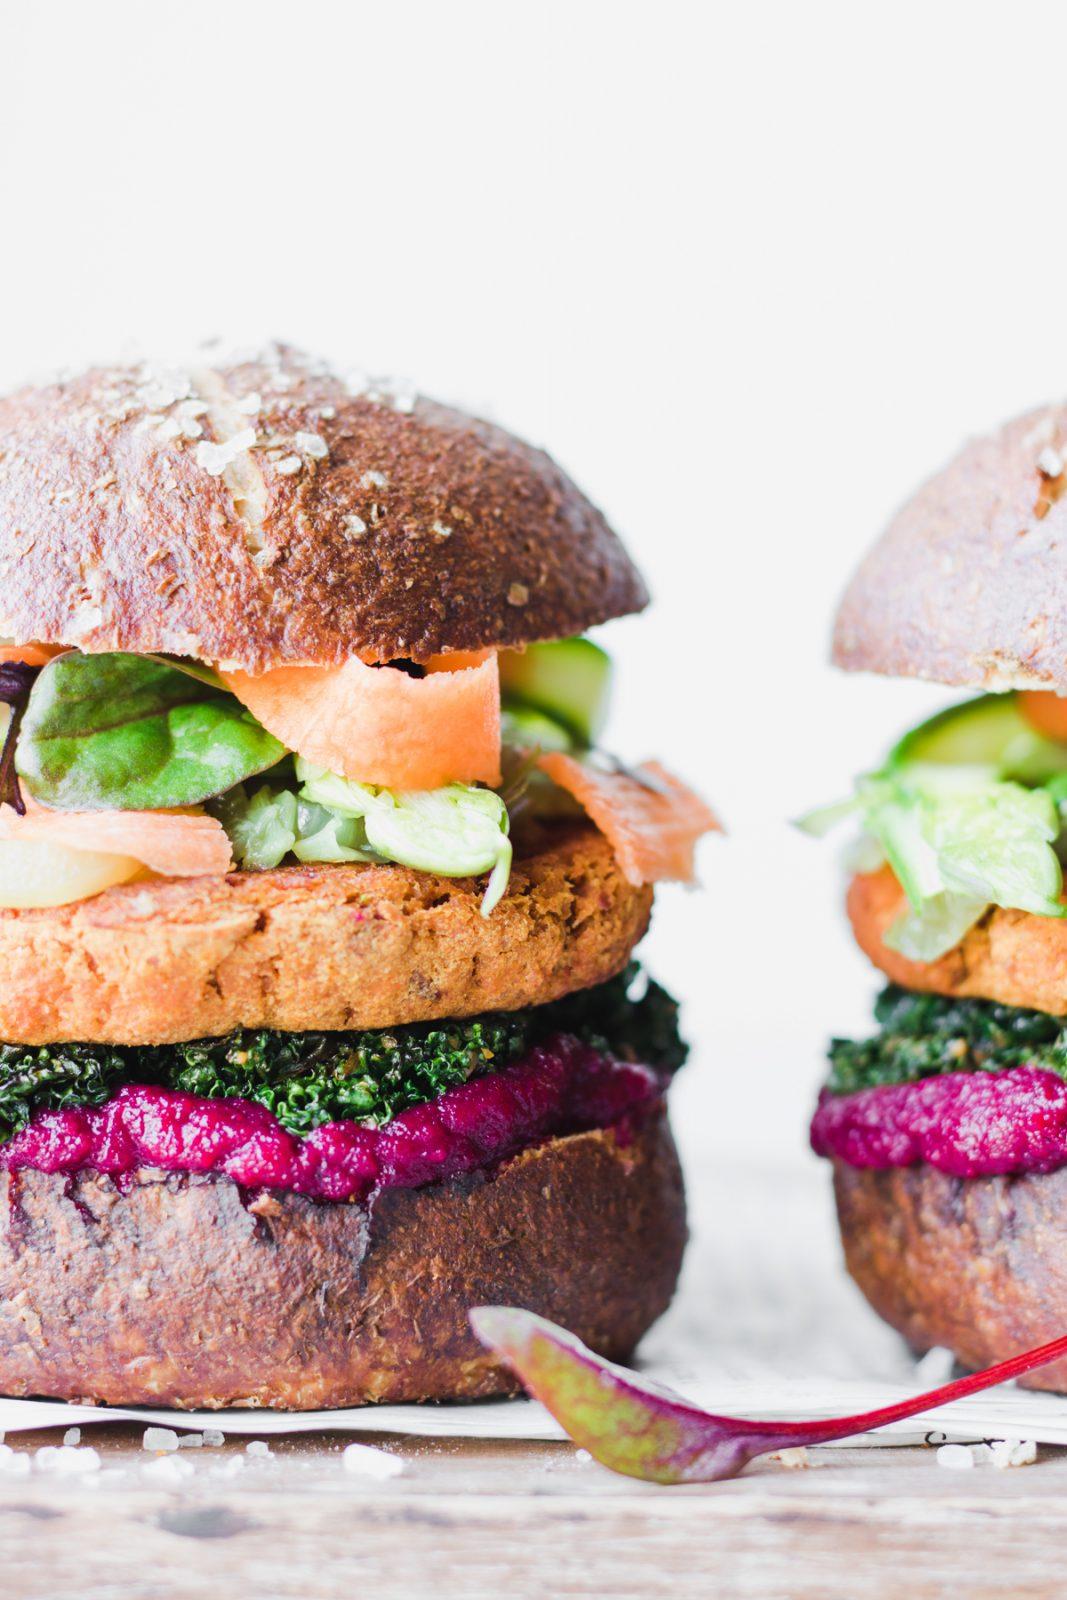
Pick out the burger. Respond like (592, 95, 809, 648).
(807, 401, 1067, 1389)
(0, 345, 716, 1410)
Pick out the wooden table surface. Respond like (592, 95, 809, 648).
(6, 1422, 1067, 1599)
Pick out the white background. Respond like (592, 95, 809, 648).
(1, 1, 1065, 1183)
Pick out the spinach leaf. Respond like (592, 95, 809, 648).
(15, 652, 286, 811)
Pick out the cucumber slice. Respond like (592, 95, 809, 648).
(889, 693, 1067, 785)
(500, 705, 575, 753)
(499, 638, 612, 745)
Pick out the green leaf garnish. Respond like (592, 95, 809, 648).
(798, 692, 1067, 959)
(15, 652, 285, 811)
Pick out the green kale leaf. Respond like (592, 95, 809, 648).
(828, 984, 1067, 1095)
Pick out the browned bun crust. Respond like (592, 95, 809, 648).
(847, 865, 1067, 1015)
(0, 821, 651, 1046)
(0, 345, 647, 671)
(0, 1111, 685, 1409)
(833, 1160, 1067, 1392)
(834, 403, 1067, 691)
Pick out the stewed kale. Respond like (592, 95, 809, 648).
(828, 984, 1067, 1095)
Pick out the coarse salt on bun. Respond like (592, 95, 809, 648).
(0, 344, 648, 672)
(834, 403, 1067, 692)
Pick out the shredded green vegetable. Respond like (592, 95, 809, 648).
(827, 984, 1067, 1095)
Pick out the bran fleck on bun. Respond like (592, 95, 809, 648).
(0, 345, 648, 672)
(0, 1113, 685, 1409)
(833, 1160, 1067, 1392)
(833, 403, 1067, 692)
(0, 821, 651, 1046)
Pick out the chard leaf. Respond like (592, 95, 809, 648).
(470, 1308, 1067, 1484)
(15, 652, 286, 811)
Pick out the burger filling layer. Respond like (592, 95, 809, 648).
(804, 690, 1067, 1178)
(0, 966, 686, 1200)
(811, 984, 1067, 1177)
(0, 636, 715, 914)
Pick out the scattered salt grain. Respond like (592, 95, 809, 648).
(142, 1455, 194, 1485)
(989, 1437, 1038, 1470)
(235, 391, 263, 415)
(341, 1442, 404, 1480)
(35, 1445, 101, 1477)
(770, 1447, 810, 1469)
(195, 430, 257, 476)
(157, 414, 203, 442)
(202, 1429, 226, 1448)
(246, 1440, 271, 1459)
(294, 431, 328, 460)
(0, 1446, 31, 1478)
(361, 470, 388, 489)
(274, 455, 303, 476)
(936, 1443, 979, 1470)
(178, 1433, 204, 1449)
(341, 514, 367, 539)
(63, 1428, 81, 1447)
(143, 1426, 180, 1454)
(575, 1449, 593, 1465)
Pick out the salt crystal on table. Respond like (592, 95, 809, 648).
(202, 1429, 225, 1447)
(770, 1447, 810, 1469)
(142, 1455, 194, 1484)
(937, 1443, 979, 1470)
(63, 1428, 81, 1448)
(246, 1440, 271, 1459)
(989, 1438, 1038, 1469)
(0, 1447, 30, 1478)
(143, 1427, 179, 1453)
(342, 1442, 404, 1479)
(177, 1434, 204, 1449)
(36, 1445, 101, 1476)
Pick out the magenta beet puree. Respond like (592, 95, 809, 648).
(2, 1035, 663, 1202)
(811, 1066, 1067, 1178)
